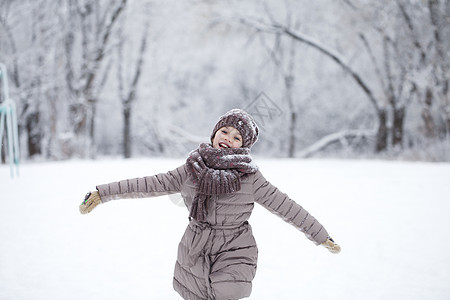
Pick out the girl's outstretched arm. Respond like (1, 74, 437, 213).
(79, 164, 188, 214)
(253, 170, 340, 253)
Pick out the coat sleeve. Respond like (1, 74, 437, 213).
(96, 164, 188, 203)
(252, 170, 329, 245)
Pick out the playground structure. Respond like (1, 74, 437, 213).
(0, 63, 20, 177)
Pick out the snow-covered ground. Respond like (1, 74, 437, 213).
(1, 158, 449, 300)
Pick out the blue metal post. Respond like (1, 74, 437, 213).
(0, 63, 20, 178)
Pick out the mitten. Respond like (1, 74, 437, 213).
(322, 237, 341, 254)
(79, 191, 102, 214)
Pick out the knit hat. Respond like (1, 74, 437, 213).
(210, 109, 259, 149)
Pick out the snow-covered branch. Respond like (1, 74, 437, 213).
(297, 130, 376, 158)
(168, 125, 208, 144)
(238, 17, 380, 112)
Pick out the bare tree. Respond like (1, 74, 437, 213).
(256, 8, 300, 157)
(117, 20, 149, 158)
(0, 1, 20, 89)
(239, 15, 388, 151)
(239, 0, 449, 153)
(356, 0, 449, 145)
(1, 0, 61, 158)
(426, 0, 449, 135)
(64, 0, 127, 157)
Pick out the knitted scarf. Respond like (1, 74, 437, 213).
(186, 143, 258, 222)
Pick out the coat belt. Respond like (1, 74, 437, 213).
(186, 219, 247, 266)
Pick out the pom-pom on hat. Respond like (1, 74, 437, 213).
(210, 109, 259, 148)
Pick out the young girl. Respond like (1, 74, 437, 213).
(80, 109, 340, 300)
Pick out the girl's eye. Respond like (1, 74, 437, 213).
(234, 137, 241, 141)
(221, 130, 227, 134)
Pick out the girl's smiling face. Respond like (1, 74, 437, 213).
(212, 126, 243, 149)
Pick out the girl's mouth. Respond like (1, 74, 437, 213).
(219, 142, 230, 148)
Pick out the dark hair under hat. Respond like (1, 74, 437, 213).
(210, 109, 259, 148)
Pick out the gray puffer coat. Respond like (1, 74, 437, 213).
(96, 164, 329, 300)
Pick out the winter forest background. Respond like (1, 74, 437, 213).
(1, 2, 450, 299)
(0, 0, 449, 162)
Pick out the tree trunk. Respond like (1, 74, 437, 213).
(88, 100, 97, 158)
(421, 87, 436, 138)
(285, 26, 298, 158)
(288, 111, 297, 158)
(285, 74, 296, 158)
(428, 0, 450, 137)
(118, 19, 148, 159)
(26, 111, 42, 157)
(71, 103, 87, 136)
(392, 106, 405, 147)
(1, 134, 5, 163)
(376, 109, 388, 152)
(123, 107, 131, 158)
